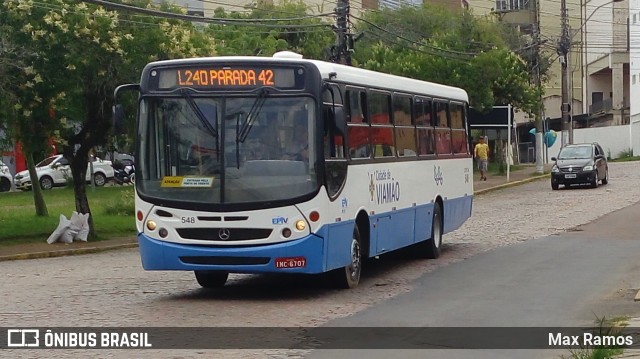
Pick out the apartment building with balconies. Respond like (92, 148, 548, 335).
(579, 0, 630, 127)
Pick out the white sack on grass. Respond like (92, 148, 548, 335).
(46, 214, 71, 244)
(70, 211, 90, 242)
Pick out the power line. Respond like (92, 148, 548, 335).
(80, 0, 334, 28)
(350, 14, 478, 57)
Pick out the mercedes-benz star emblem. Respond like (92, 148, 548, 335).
(218, 228, 231, 240)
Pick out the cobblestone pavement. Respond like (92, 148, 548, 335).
(1, 162, 639, 359)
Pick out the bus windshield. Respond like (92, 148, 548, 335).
(137, 95, 318, 206)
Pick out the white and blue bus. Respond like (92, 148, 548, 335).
(113, 51, 473, 289)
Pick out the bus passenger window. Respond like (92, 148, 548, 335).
(418, 128, 435, 156)
(346, 88, 370, 159)
(394, 95, 416, 157)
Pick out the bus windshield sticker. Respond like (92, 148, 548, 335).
(161, 176, 214, 188)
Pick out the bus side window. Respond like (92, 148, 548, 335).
(324, 84, 348, 198)
(369, 91, 394, 158)
(450, 102, 467, 154)
(415, 97, 435, 156)
(346, 88, 370, 159)
(393, 95, 416, 157)
(434, 101, 451, 155)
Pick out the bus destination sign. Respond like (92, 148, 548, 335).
(155, 66, 304, 90)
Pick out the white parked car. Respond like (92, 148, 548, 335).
(14, 154, 115, 190)
(0, 161, 12, 192)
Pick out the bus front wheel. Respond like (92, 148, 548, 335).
(194, 271, 229, 288)
(329, 226, 362, 289)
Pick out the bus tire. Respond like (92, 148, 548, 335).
(421, 202, 443, 259)
(194, 271, 229, 288)
(329, 226, 362, 289)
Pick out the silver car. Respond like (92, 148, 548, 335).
(14, 154, 115, 190)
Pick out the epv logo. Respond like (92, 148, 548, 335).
(272, 216, 288, 225)
(7, 329, 40, 347)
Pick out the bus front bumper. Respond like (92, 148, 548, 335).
(137, 234, 326, 274)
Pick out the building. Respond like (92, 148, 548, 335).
(632, 0, 640, 154)
(580, 0, 630, 127)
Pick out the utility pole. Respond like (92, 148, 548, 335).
(558, 0, 572, 145)
(533, 0, 544, 174)
(332, 0, 352, 65)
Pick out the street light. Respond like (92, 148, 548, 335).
(558, 0, 624, 145)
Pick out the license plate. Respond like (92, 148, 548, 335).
(275, 257, 306, 269)
(565, 174, 577, 179)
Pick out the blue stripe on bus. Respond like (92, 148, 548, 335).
(138, 233, 327, 274)
(137, 195, 473, 274)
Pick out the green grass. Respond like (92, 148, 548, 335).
(0, 186, 136, 245)
(562, 316, 629, 359)
(611, 155, 640, 162)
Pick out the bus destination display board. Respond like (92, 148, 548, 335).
(155, 66, 305, 90)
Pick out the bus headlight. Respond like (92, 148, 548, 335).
(295, 220, 306, 231)
(146, 220, 157, 231)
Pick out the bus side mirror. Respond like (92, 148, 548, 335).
(113, 104, 125, 135)
(112, 83, 140, 135)
(333, 107, 347, 136)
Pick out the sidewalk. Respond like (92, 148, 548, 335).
(0, 164, 552, 262)
(473, 163, 551, 195)
(0, 236, 137, 262)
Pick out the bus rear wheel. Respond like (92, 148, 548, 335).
(329, 226, 362, 289)
(194, 271, 229, 288)
(419, 202, 442, 259)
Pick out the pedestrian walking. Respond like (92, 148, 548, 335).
(474, 136, 490, 181)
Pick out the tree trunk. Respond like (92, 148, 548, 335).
(70, 149, 96, 239)
(25, 151, 48, 216)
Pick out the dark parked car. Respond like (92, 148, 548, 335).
(550, 142, 609, 190)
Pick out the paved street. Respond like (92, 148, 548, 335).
(1, 161, 639, 359)
(305, 202, 640, 359)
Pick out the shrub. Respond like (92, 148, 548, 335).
(617, 148, 633, 159)
(103, 187, 135, 216)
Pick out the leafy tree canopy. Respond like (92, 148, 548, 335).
(352, 4, 542, 115)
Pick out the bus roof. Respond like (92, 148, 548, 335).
(144, 55, 469, 102)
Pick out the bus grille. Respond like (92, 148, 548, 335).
(180, 256, 270, 265)
(176, 228, 273, 241)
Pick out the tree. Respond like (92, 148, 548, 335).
(205, 0, 334, 59)
(1, 0, 215, 236)
(0, 9, 68, 216)
(352, 4, 543, 115)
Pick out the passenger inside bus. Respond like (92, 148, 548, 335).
(282, 115, 309, 162)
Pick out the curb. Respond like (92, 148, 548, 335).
(0, 242, 138, 262)
(474, 173, 551, 196)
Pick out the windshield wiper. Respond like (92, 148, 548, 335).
(181, 89, 219, 160)
(224, 111, 246, 170)
(237, 89, 268, 144)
